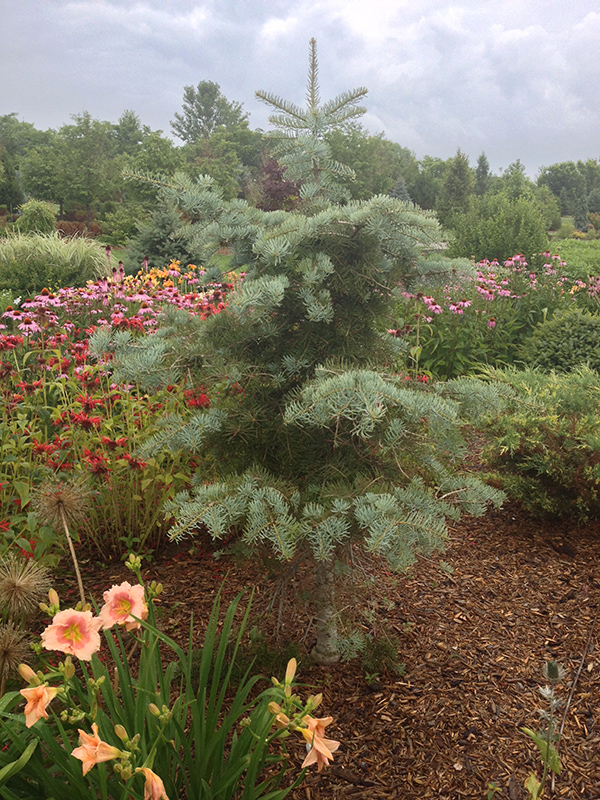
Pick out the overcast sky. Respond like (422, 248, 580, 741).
(2, 0, 599, 177)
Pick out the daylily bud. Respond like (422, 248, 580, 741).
(284, 658, 297, 685)
(120, 766, 132, 781)
(63, 657, 75, 680)
(48, 589, 59, 607)
(18, 663, 40, 685)
(148, 703, 161, 717)
(114, 724, 128, 741)
(268, 702, 281, 715)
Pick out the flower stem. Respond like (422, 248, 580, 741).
(58, 503, 86, 605)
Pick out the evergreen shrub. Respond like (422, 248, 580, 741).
(0, 233, 109, 293)
(479, 367, 600, 518)
(520, 308, 600, 372)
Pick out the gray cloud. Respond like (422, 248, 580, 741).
(1, 0, 598, 175)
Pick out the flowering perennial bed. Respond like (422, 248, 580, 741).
(0, 262, 237, 560)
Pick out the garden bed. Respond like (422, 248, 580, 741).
(64, 500, 600, 800)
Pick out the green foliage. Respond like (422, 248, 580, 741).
(0, 148, 24, 209)
(555, 238, 600, 277)
(0, 233, 108, 293)
(520, 308, 600, 372)
(97, 202, 145, 247)
(16, 200, 57, 235)
(324, 124, 417, 200)
(447, 191, 549, 262)
(477, 366, 600, 518)
(538, 160, 588, 216)
(436, 148, 474, 226)
(127, 201, 202, 271)
(171, 80, 248, 144)
(474, 152, 491, 196)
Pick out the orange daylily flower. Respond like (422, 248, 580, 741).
(71, 723, 122, 775)
(137, 767, 170, 800)
(300, 715, 340, 772)
(20, 683, 59, 727)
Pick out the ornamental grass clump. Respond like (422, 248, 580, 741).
(0, 232, 109, 294)
(0, 556, 337, 800)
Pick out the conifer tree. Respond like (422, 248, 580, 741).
(255, 38, 367, 203)
(101, 42, 503, 663)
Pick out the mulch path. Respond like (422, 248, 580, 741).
(73, 501, 600, 800)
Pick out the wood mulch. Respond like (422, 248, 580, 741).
(73, 501, 600, 800)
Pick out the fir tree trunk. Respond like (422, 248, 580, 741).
(311, 559, 340, 665)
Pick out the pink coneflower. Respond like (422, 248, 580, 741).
(18, 317, 41, 334)
(488, 318, 496, 328)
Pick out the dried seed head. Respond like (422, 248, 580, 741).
(0, 623, 28, 682)
(31, 478, 91, 528)
(543, 660, 565, 684)
(0, 555, 51, 619)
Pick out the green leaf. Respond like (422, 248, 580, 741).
(12, 481, 30, 504)
(521, 727, 562, 775)
(0, 739, 38, 785)
(524, 772, 542, 798)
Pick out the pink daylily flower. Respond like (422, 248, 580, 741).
(41, 609, 102, 660)
(99, 582, 148, 631)
(138, 767, 170, 800)
(300, 715, 340, 772)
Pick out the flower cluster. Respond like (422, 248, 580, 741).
(268, 658, 340, 773)
(18, 577, 166, 796)
(0, 266, 227, 558)
(393, 251, 586, 378)
(9, 569, 339, 800)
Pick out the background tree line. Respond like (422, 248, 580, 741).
(1, 79, 599, 267)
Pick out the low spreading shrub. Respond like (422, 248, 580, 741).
(478, 367, 600, 518)
(0, 233, 108, 293)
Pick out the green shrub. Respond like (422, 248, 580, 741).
(447, 192, 549, 263)
(520, 308, 600, 372)
(16, 199, 57, 235)
(0, 232, 108, 293)
(480, 366, 600, 518)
